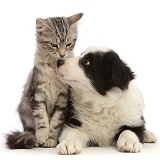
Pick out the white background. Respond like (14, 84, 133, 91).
(0, 0, 160, 159)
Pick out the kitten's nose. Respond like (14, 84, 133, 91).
(59, 50, 65, 58)
(57, 59, 65, 67)
(60, 54, 65, 58)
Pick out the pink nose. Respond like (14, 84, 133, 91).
(59, 54, 65, 58)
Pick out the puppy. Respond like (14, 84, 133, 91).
(56, 46, 157, 154)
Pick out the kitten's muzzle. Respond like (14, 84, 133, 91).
(57, 59, 65, 68)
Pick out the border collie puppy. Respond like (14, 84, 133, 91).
(56, 46, 157, 155)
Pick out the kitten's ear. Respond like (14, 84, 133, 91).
(36, 18, 52, 32)
(67, 13, 83, 26)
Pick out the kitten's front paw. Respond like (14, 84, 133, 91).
(36, 129, 49, 145)
(117, 137, 142, 153)
(43, 138, 57, 148)
(57, 140, 82, 155)
(144, 130, 158, 143)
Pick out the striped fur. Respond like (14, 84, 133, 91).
(6, 13, 83, 149)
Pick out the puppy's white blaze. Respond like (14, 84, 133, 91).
(82, 45, 111, 56)
(57, 57, 93, 92)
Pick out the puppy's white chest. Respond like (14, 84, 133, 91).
(80, 108, 120, 146)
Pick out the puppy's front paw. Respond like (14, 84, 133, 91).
(144, 130, 158, 143)
(36, 129, 49, 145)
(117, 137, 142, 153)
(57, 140, 82, 155)
(117, 130, 143, 153)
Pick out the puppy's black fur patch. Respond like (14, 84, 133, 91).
(114, 116, 146, 143)
(87, 139, 99, 147)
(114, 124, 145, 143)
(79, 51, 134, 95)
(64, 88, 82, 128)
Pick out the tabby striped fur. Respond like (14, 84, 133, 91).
(6, 13, 83, 149)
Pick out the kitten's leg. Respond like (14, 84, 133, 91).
(43, 109, 63, 147)
(57, 127, 89, 155)
(144, 130, 158, 143)
(32, 91, 49, 145)
(43, 93, 68, 148)
(117, 130, 143, 153)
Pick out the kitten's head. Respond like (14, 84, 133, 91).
(36, 13, 83, 58)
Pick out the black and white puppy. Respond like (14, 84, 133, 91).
(56, 46, 157, 155)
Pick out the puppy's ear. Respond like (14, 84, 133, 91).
(111, 54, 134, 90)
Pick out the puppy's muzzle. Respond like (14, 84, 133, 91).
(57, 59, 65, 68)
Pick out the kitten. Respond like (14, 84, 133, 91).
(6, 13, 83, 149)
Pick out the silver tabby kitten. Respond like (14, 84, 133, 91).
(6, 13, 83, 149)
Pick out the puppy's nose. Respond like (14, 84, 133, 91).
(57, 59, 65, 67)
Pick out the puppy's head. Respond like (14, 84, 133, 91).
(56, 46, 134, 95)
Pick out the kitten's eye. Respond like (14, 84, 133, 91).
(50, 43, 58, 48)
(73, 38, 77, 42)
(83, 59, 90, 65)
(66, 43, 72, 47)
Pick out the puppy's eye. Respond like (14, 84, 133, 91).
(66, 43, 72, 47)
(84, 59, 90, 65)
(50, 43, 58, 48)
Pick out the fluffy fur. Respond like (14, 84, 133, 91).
(6, 13, 83, 149)
(56, 45, 157, 154)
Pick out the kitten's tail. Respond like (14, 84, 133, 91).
(6, 131, 36, 149)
